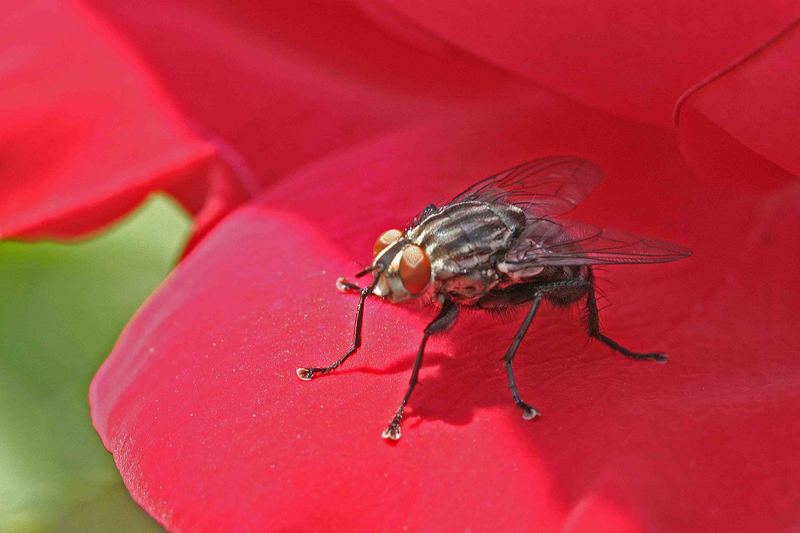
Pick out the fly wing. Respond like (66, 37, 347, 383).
(505, 218, 692, 266)
(448, 156, 603, 217)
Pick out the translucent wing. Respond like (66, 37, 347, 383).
(448, 156, 603, 217)
(505, 218, 692, 266)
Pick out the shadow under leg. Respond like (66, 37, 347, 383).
(586, 284, 667, 363)
(382, 299, 458, 440)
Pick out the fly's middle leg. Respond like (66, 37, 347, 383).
(585, 284, 667, 363)
(501, 279, 593, 420)
(503, 294, 543, 420)
(382, 299, 458, 440)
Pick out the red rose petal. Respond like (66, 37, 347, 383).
(676, 104, 794, 192)
(359, 0, 800, 125)
(89, 0, 522, 189)
(91, 99, 800, 530)
(0, 1, 235, 239)
(677, 19, 800, 186)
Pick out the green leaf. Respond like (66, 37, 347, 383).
(0, 195, 192, 532)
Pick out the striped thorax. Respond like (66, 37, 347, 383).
(371, 201, 528, 304)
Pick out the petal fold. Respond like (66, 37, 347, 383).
(89, 0, 524, 189)
(676, 19, 800, 187)
(0, 1, 231, 239)
(359, 1, 800, 126)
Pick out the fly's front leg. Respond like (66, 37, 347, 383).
(335, 277, 361, 293)
(586, 286, 667, 363)
(295, 275, 380, 381)
(382, 299, 458, 441)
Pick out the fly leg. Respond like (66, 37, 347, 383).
(335, 277, 361, 293)
(382, 299, 458, 440)
(586, 284, 667, 363)
(503, 294, 543, 421)
(499, 279, 593, 420)
(296, 276, 380, 381)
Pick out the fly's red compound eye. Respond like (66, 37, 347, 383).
(373, 229, 402, 257)
(399, 245, 431, 294)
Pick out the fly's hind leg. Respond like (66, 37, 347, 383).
(382, 299, 458, 440)
(586, 284, 667, 363)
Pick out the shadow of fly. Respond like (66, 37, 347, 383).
(296, 156, 691, 440)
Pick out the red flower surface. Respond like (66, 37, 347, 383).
(4, 1, 800, 531)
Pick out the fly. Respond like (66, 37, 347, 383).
(296, 156, 691, 440)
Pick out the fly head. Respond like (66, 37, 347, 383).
(367, 228, 432, 303)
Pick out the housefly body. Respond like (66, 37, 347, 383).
(296, 156, 691, 440)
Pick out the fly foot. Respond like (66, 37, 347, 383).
(631, 351, 668, 364)
(381, 410, 404, 440)
(336, 277, 361, 293)
(652, 352, 668, 364)
(519, 402, 541, 421)
(599, 335, 669, 364)
(296, 367, 318, 381)
(381, 422, 402, 441)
